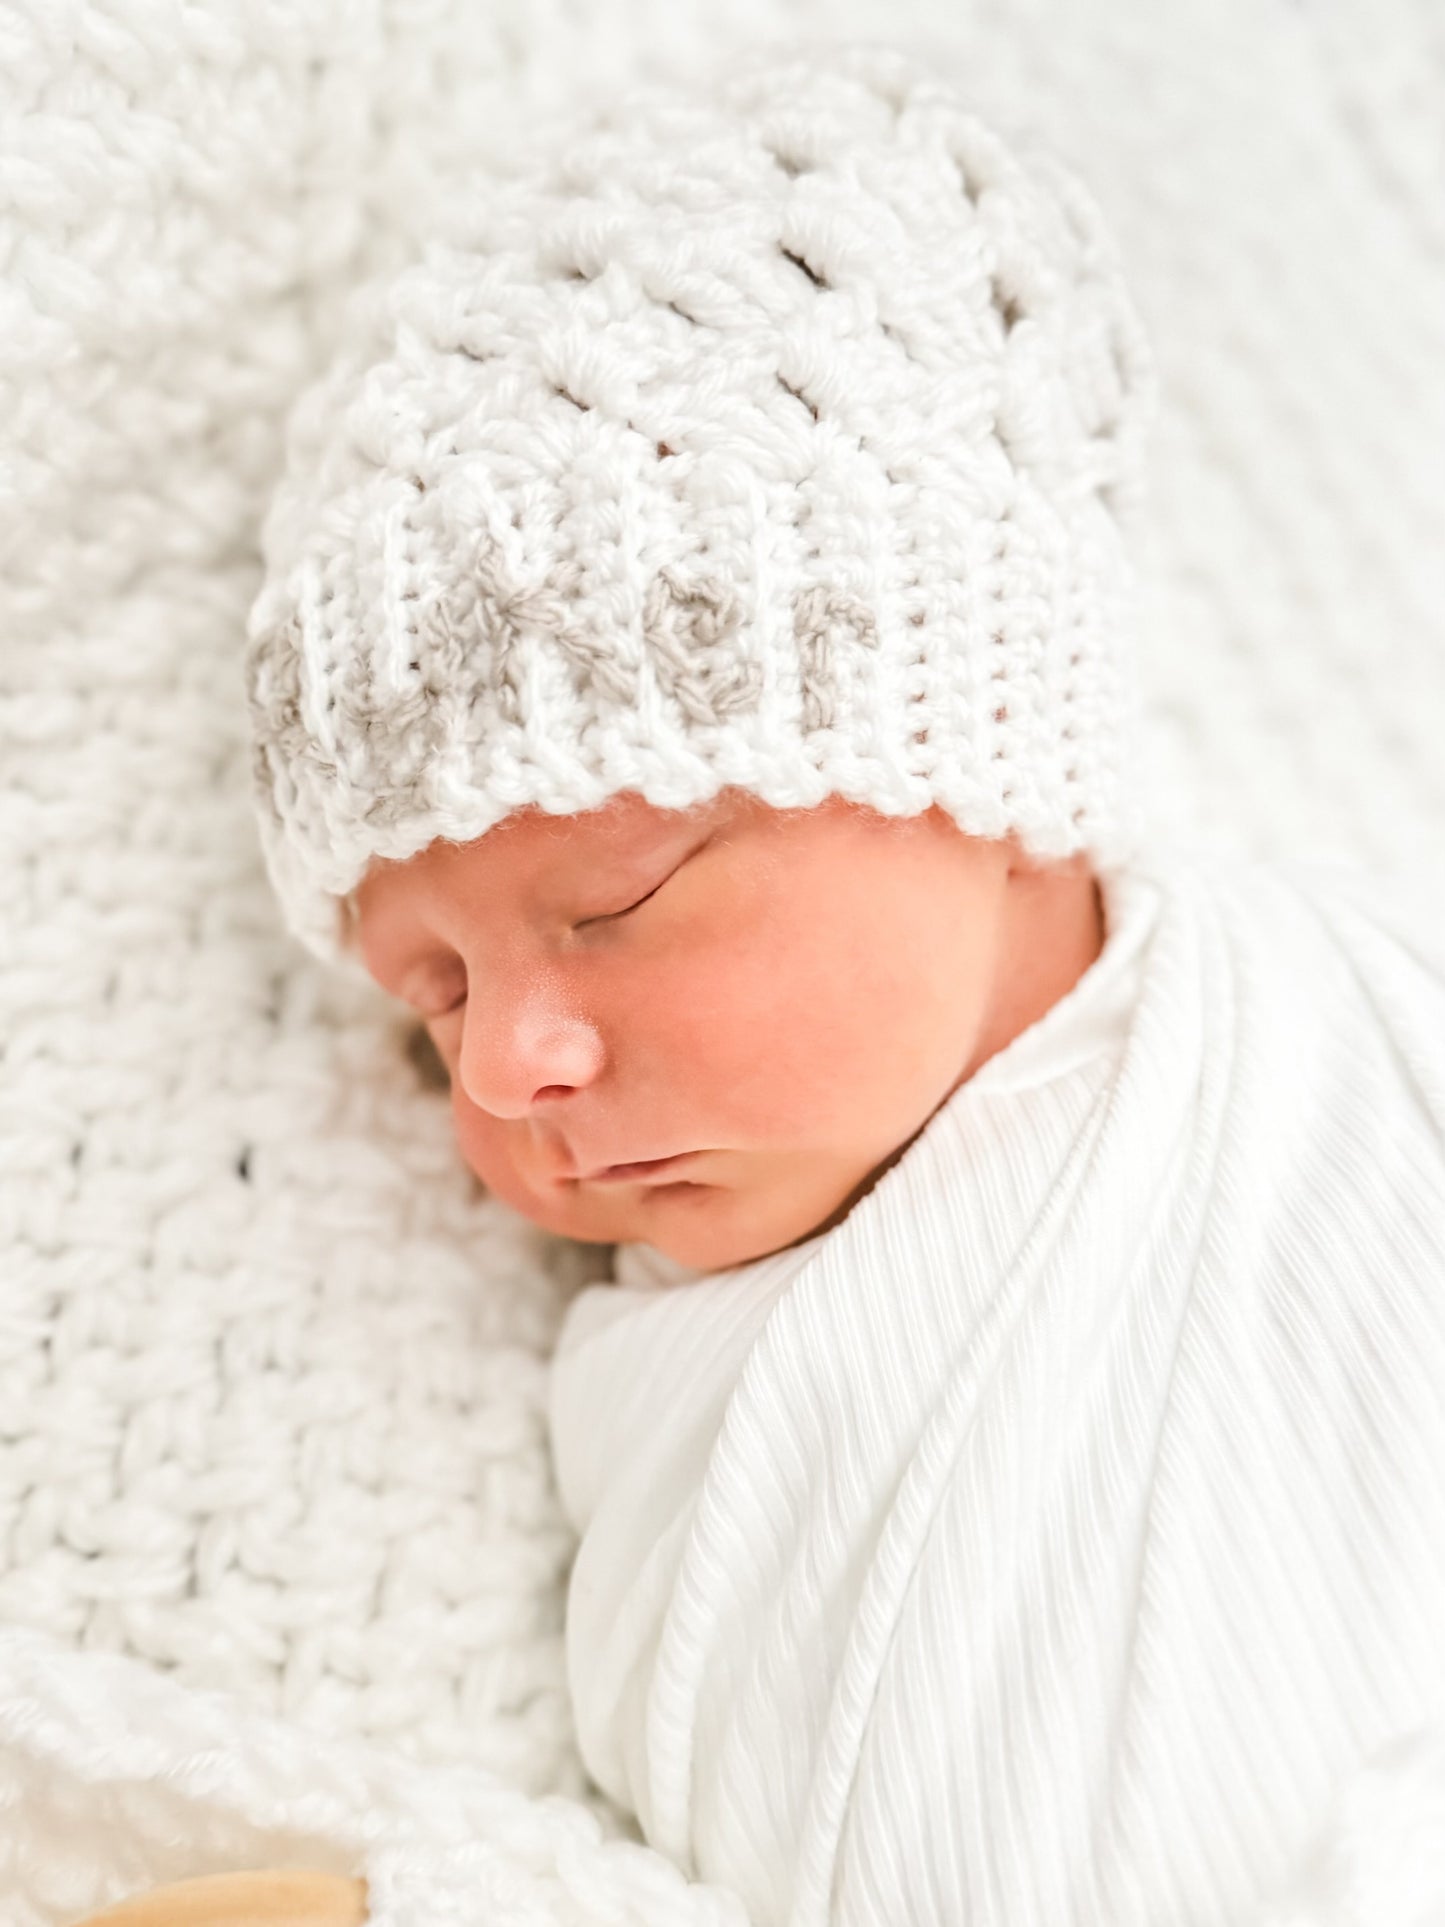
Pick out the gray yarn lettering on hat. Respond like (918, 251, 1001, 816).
(457, 541, 586, 726)
(792, 585, 879, 733)
(642, 567, 762, 724)
(432, 541, 767, 727)
(246, 615, 305, 826)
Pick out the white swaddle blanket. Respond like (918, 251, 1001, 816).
(549, 848, 1445, 1926)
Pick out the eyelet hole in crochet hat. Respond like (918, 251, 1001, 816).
(776, 372, 820, 422)
(993, 280, 1026, 334)
(767, 148, 812, 179)
(779, 242, 829, 290)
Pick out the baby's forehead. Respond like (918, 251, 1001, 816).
(517, 788, 869, 866)
(355, 790, 724, 910)
(483, 788, 734, 866)
(538, 790, 723, 847)
(359, 789, 915, 901)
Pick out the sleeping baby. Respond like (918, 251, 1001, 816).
(239, 40, 1445, 1927)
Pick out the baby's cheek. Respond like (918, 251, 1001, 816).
(688, 920, 886, 1063)
(449, 1086, 514, 1183)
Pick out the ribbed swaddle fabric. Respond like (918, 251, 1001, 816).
(551, 850, 1445, 1925)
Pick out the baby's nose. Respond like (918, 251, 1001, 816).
(454, 1001, 605, 1118)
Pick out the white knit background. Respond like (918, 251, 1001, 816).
(1, 2, 1442, 1923)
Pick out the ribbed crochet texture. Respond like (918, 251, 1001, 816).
(3, 1, 1445, 1924)
(244, 41, 1157, 973)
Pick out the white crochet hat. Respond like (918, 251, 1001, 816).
(244, 38, 1158, 977)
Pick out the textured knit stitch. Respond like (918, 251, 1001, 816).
(243, 40, 1158, 973)
(6, 1, 1445, 1923)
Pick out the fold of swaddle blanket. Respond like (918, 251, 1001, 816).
(548, 850, 1445, 1927)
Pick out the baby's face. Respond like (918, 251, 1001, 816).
(352, 787, 1080, 1272)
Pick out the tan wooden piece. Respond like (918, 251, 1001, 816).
(67, 1869, 368, 1927)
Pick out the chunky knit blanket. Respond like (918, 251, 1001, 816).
(2, 2, 1443, 1924)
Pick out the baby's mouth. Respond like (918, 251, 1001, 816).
(579, 1152, 702, 1184)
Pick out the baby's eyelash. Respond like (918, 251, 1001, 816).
(429, 870, 678, 1020)
(582, 875, 669, 928)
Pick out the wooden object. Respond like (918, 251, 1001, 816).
(67, 1869, 368, 1927)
